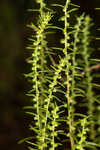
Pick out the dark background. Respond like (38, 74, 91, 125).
(0, 0, 100, 150)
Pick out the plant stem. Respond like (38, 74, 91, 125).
(40, 0, 44, 16)
(64, 0, 74, 149)
(82, 16, 95, 140)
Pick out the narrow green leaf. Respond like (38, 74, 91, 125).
(67, 8, 78, 14)
(47, 26, 63, 31)
(51, 4, 64, 8)
(18, 136, 34, 144)
(25, 112, 36, 117)
(74, 88, 85, 94)
(90, 59, 100, 62)
(23, 106, 34, 110)
(26, 94, 34, 97)
(27, 24, 38, 32)
(86, 141, 100, 148)
(92, 83, 100, 88)
(51, 47, 63, 51)
(95, 8, 100, 10)
(70, 3, 80, 8)
(93, 98, 100, 104)
(27, 9, 40, 12)
(26, 141, 38, 147)
(29, 125, 38, 133)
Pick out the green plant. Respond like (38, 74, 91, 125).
(20, 0, 100, 149)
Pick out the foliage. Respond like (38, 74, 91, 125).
(21, 0, 100, 150)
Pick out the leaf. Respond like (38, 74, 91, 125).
(29, 125, 38, 133)
(57, 110, 65, 115)
(27, 9, 40, 12)
(51, 4, 64, 8)
(44, 31, 56, 35)
(93, 98, 100, 104)
(55, 89, 66, 95)
(25, 112, 37, 117)
(47, 26, 63, 31)
(27, 24, 38, 32)
(26, 141, 38, 147)
(86, 141, 100, 148)
(67, 8, 78, 14)
(73, 88, 85, 94)
(95, 8, 100, 10)
(96, 37, 100, 40)
(51, 47, 63, 51)
(26, 93, 34, 97)
(70, 3, 80, 8)
(74, 94, 84, 97)
(23, 106, 34, 110)
(52, 95, 63, 103)
(57, 80, 65, 88)
(18, 136, 34, 144)
(90, 59, 100, 62)
(73, 113, 87, 118)
(92, 83, 100, 88)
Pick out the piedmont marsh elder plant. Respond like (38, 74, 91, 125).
(20, 0, 100, 149)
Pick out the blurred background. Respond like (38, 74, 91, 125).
(0, 0, 100, 150)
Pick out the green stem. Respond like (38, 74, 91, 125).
(64, 0, 74, 149)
